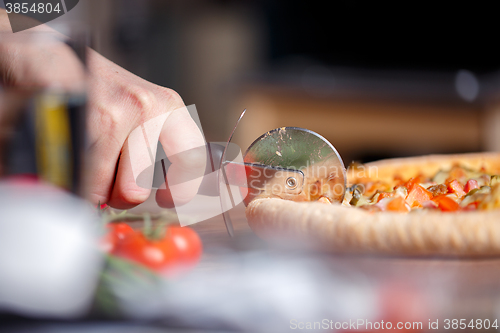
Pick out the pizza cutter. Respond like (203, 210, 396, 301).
(219, 110, 346, 236)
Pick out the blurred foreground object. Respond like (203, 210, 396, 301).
(0, 26, 96, 319)
(0, 181, 102, 318)
(0, 29, 87, 195)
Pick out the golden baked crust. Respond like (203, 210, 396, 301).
(246, 153, 500, 257)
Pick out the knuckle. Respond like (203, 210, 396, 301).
(126, 85, 158, 117)
(86, 109, 125, 155)
(90, 104, 122, 136)
(160, 87, 185, 109)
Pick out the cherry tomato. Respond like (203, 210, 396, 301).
(166, 226, 203, 268)
(109, 223, 135, 239)
(108, 224, 203, 276)
(112, 231, 177, 272)
(99, 223, 135, 253)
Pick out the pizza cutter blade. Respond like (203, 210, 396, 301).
(219, 115, 346, 236)
(218, 109, 247, 237)
(242, 127, 347, 205)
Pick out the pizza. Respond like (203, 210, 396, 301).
(245, 152, 500, 256)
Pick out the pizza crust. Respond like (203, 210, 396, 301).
(246, 152, 500, 256)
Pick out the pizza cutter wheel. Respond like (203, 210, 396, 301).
(219, 112, 347, 235)
(241, 127, 346, 205)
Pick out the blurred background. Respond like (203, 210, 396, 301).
(65, 0, 500, 164)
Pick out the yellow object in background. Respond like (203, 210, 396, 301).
(35, 93, 73, 190)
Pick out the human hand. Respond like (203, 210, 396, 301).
(0, 9, 206, 208)
(86, 51, 206, 209)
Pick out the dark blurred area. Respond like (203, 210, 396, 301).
(267, 2, 497, 73)
(86, 0, 500, 163)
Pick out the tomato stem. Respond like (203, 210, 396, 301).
(143, 212, 152, 236)
(151, 220, 167, 240)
